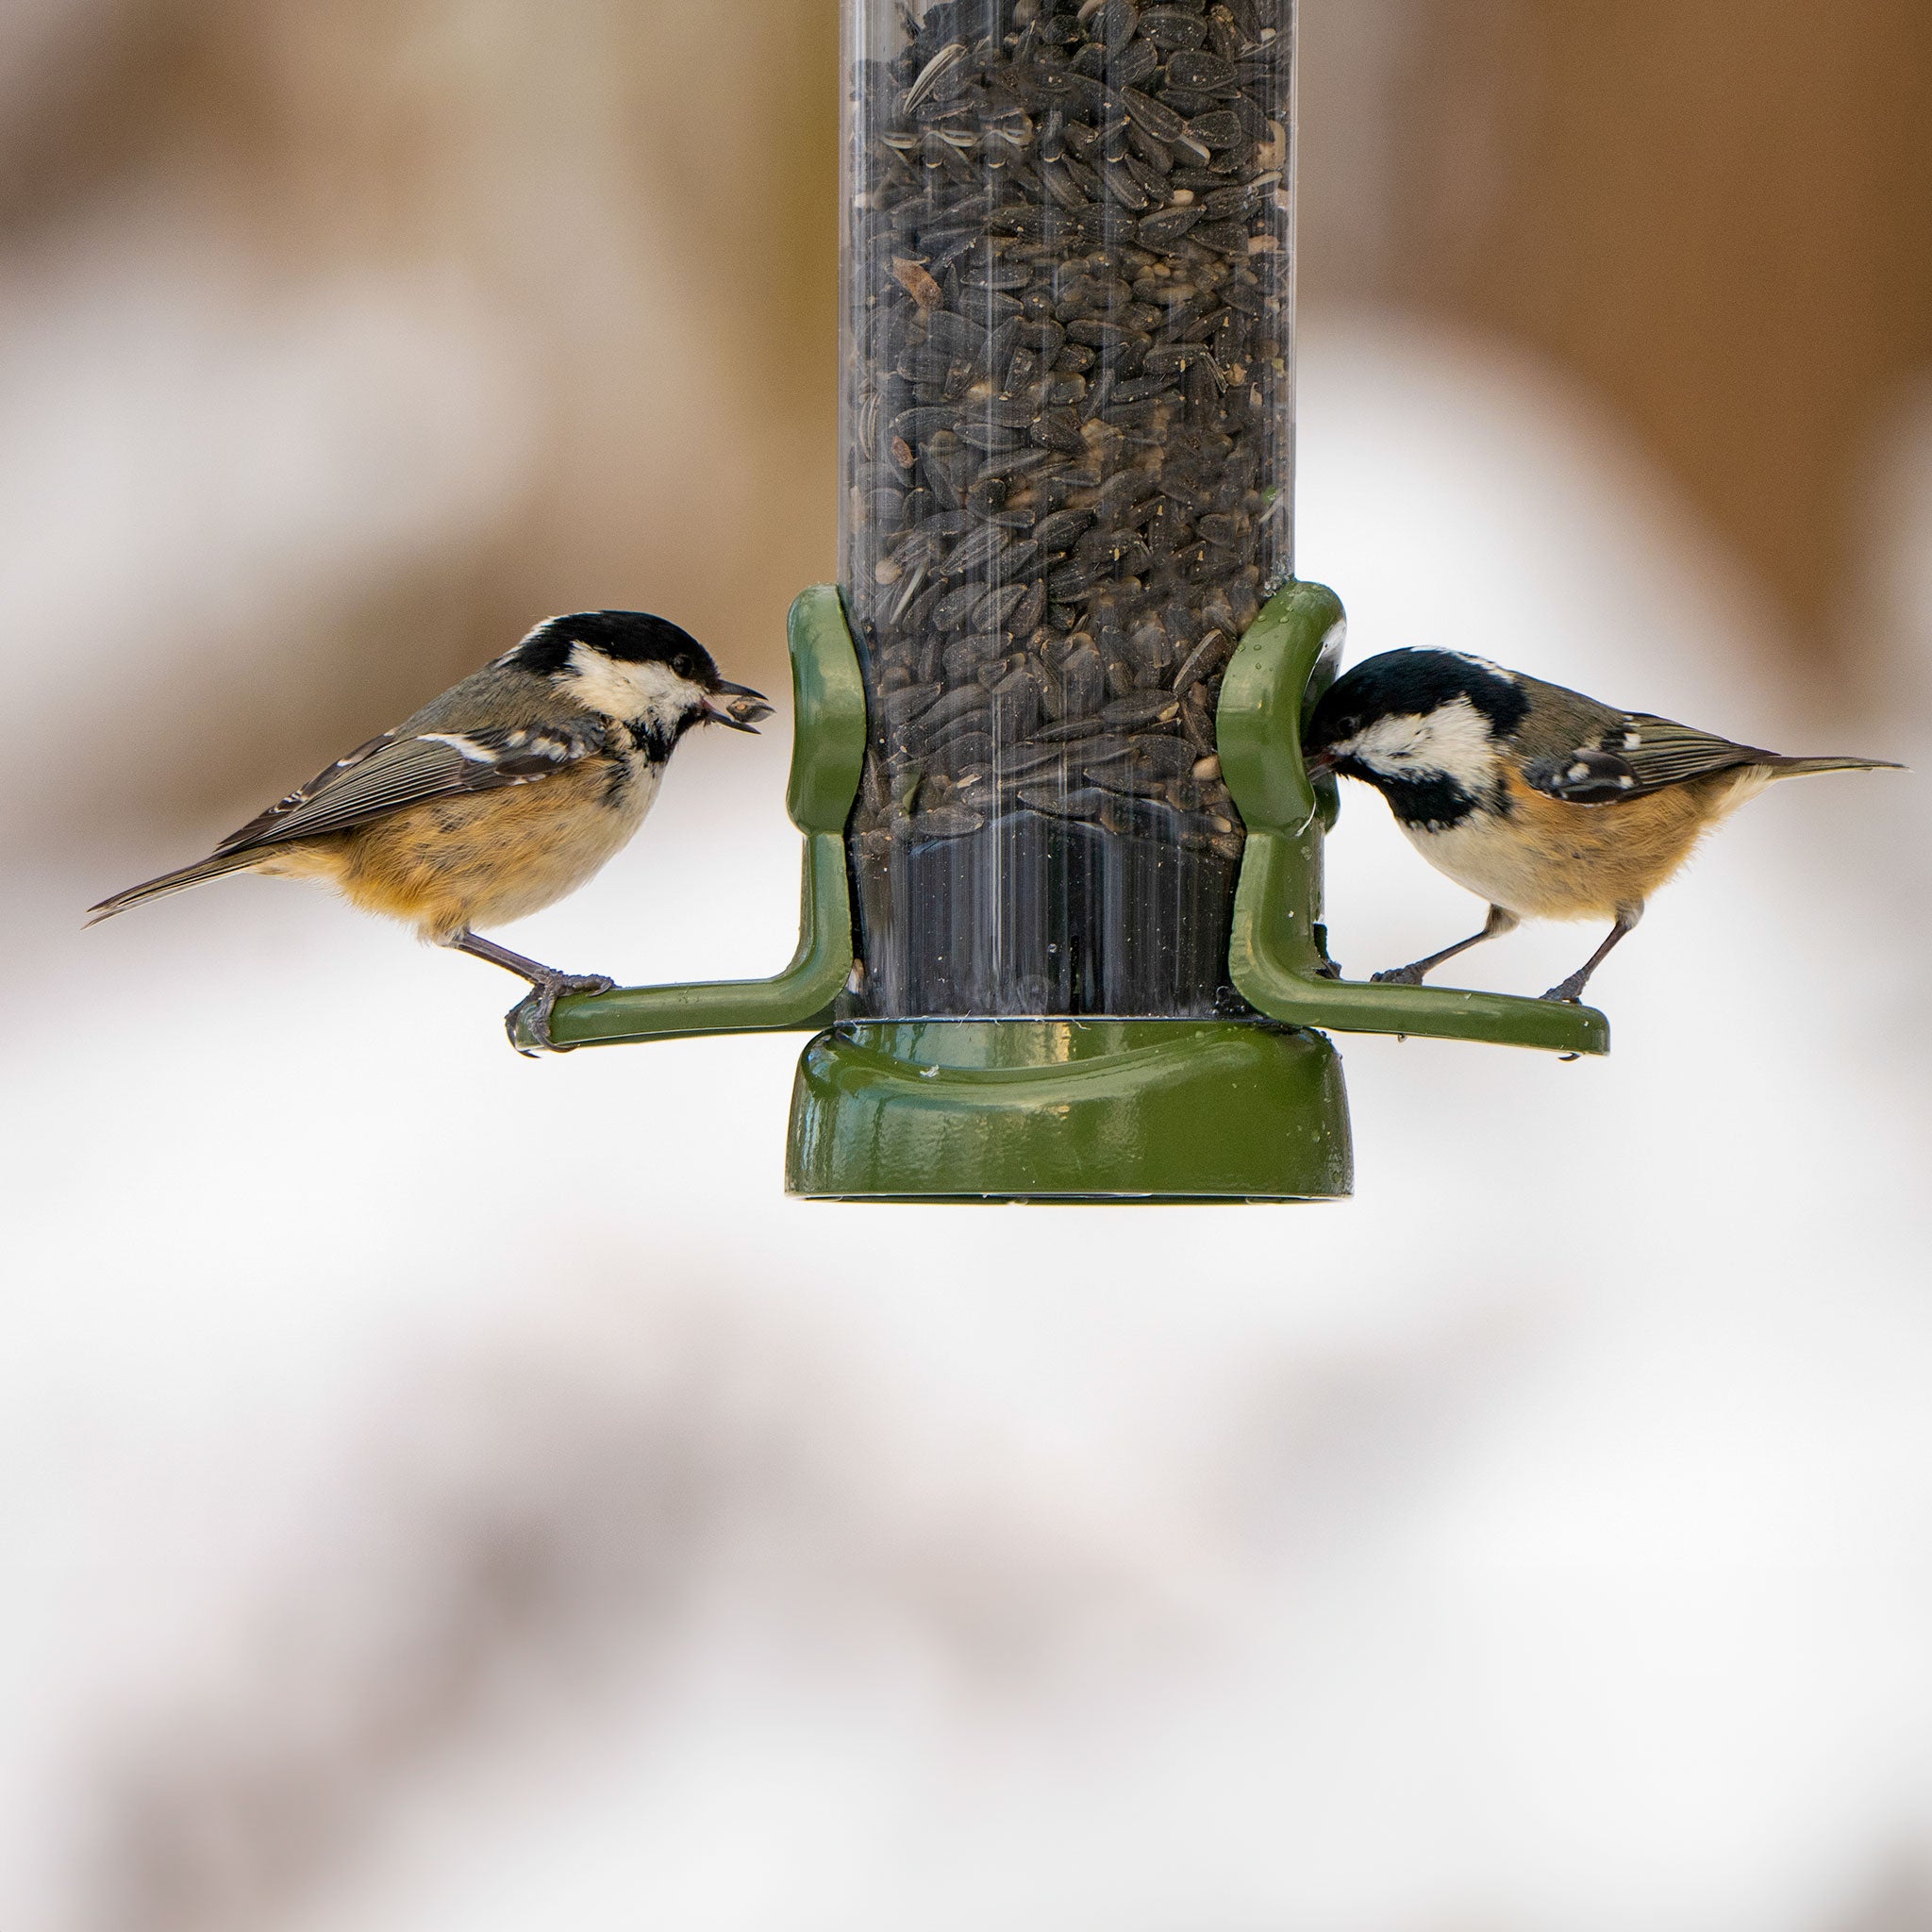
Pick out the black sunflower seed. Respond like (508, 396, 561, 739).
(1101, 691, 1181, 729)
(1172, 627, 1231, 696)
(930, 730, 995, 775)
(1166, 49, 1239, 92)
(1185, 108, 1246, 148)
(1120, 85, 1186, 142)
(933, 582, 983, 630)
(1141, 8, 1211, 52)
(1094, 0, 1141, 54)
(1018, 784, 1114, 819)
(1109, 38, 1160, 91)
(1100, 159, 1153, 211)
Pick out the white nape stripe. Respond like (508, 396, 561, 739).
(1446, 650, 1516, 682)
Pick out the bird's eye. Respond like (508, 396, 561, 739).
(672, 654, 694, 681)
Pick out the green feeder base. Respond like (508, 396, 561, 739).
(786, 1019, 1352, 1203)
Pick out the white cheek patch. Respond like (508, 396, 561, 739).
(564, 646, 700, 725)
(1349, 712, 1426, 771)
(1417, 696, 1500, 780)
(1348, 693, 1497, 786)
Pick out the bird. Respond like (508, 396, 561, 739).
(1301, 648, 1900, 1006)
(89, 610, 773, 1051)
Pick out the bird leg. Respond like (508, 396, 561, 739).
(1541, 906, 1642, 1005)
(444, 929, 615, 1055)
(1372, 905, 1519, 987)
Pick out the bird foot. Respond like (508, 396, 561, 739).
(506, 973, 616, 1056)
(1370, 963, 1429, 987)
(1540, 979, 1587, 1006)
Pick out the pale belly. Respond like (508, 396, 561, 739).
(332, 758, 660, 937)
(1396, 770, 1756, 922)
(1399, 815, 1591, 919)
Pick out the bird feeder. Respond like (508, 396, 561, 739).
(510, 0, 1605, 1198)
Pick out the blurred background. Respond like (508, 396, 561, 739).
(4, 3, 1931, 1928)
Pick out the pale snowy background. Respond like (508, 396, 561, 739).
(3, 4, 1931, 1930)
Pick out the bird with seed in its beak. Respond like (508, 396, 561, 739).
(89, 610, 774, 1051)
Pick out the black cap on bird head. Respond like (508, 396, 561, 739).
(1304, 649, 1530, 765)
(509, 610, 772, 732)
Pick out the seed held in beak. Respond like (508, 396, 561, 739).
(706, 679, 773, 732)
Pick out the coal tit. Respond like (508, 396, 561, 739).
(1303, 648, 1900, 1004)
(90, 610, 773, 1051)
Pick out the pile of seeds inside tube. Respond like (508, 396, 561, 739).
(842, 0, 1291, 1010)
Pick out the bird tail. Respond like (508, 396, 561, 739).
(1765, 754, 1906, 780)
(86, 850, 261, 925)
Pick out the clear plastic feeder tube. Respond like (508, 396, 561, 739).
(841, 0, 1294, 1017)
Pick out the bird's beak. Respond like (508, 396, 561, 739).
(1304, 747, 1337, 778)
(704, 678, 773, 733)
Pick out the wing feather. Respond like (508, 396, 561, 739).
(1525, 714, 1767, 804)
(217, 722, 608, 852)
(1614, 716, 1768, 789)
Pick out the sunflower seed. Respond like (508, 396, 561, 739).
(1102, 691, 1180, 729)
(905, 42, 969, 112)
(1166, 49, 1239, 92)
(1122, 731, 1201, 774)
(914, 805, 986, 839)
(1019, 783, 1114, 819)
(1172, 626, 1231, 696)
(1186, 108, 1246, 148)
(1121, 85, 1186, 142)
(882, 682, 943, 729)
(930, 731, 994, 775)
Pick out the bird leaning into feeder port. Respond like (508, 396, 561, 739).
(88, 610, 773, 1051)
(1302, 648, 1901, 1004)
